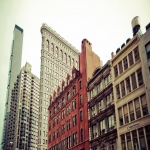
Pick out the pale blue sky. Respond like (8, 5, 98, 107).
(0, 0, 150, 143)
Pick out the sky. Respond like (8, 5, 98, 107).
(0, 0, 150, 143)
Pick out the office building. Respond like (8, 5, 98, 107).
(1, 25, 23, 150)
(48, 39, 100, 150)
(38, 23, 79, 150)
(6, 62, 40, 150)
(111, 16, 150, 150)
(87, 61, 117, 150)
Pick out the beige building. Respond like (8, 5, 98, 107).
(111, 17, 150, 150)
(6, 62, 40, 150)
(38, 23, 79, 150)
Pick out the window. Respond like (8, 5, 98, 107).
(137, 68, 143, 86)
(138, 128, 147, 150)
(132, 130, 139, 150)
(56, 47, 58, 57)
(134, 98, 141, 119)
(108, 114, 114, 130)
(72, 100, 76, 110)
(68, 56, 71, 66)
(67, 92, 70, 100)
(46, 40, 49, 50)
(61, 124, 65, 134)
(91, 105, 96, 117)
(64, 53, 67, 63)
(80, 94, 83, 105)
(134, 47, 140, 62)
(79, 81, 82, 89)
(61, 110, 65, 119)
(92, 124, 97, 139)
(104, 75, 110, 87)
(114, 65, 118, 78)
(121, 134, 126, 150)
(121, 81, 126, 97)
(129, 101, 135, 121)
(72, 115, 77, 127)
(67, 136, 71, 149)
(66, 120, 71, 131)
(131, 73, 137, 90)
(51, 43, 54, 54)
(80, 110, 83, 121)
(140, 94, 148, 116)
(118, 61, 123, 74)
(100, 120, 105, 135)
(73, 132, 77, 146)
(145, 125, 150, 149)
(116, 85, 120, 100)
(118, 107, 123, 126)
(72, 85, 76, 95)
(98, 100, 103, 112)
(123, 105, 129, 124)
(126, 77, 131, 94)
(126, 132, 132, 150)
(60, 50, 63, 60)
(145, 42, 150, 60)
(57, 102, 60, 110)
(81, 129, 84, 142)
(106, 93, 112, 107)
(66, 105, 70, 115)
(123, 56, 128, 71)
(128, 52, 134, 66)
(62, 97, 65, 106)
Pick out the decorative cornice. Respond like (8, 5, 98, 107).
(41, 23, 80, 54)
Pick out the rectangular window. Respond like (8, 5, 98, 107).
(73, 132, 78, 146)
(80, 110, 83, 121)
(145, 125, 150, 149)
(118, 107, 123, 126)
(72, 100, 76, 110)
(98, 100, 103, 112)
(121, 81, 126, 97)
(79, 81, 82, 89)
(92, 124, 97, 139)
(91, 105, 96, 117)
(131, 73, 137, 90)
(126, 132, 132, 150)
(108, 114, 114, 130)
(62, 97, 65, 106)
(100, 120, 105, 134)
(137, 68, 143, 86)
(116, 85, 120, 100)
(129, 101, 135, 121)
(138, 128, 147, 150)
(145, 42, 150, 60)
(128, 52, 134, 66)
(123, 56, 128, 71)
(119, 61, 123, 74)
(121, 134, 126, 150)
(80, 94, 83, 104)
(134, 47, 140, 62)
(123, 105, 129, 124)
(132, 130, 139, 150)
(81, 129, 84, 142)
(140, 94, 148, 116)
(106, 93, 112, 107)
(114, 65, 118, 78)
(126, 77, 131, 94)
(134, 98, 141, 119)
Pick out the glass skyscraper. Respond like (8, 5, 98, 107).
(1, 25, 23, 150)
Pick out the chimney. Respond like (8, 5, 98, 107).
(111, 52, 114, 59)
(131, 16, 141, 36)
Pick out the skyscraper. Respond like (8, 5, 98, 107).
(11, 62, 39, 150)
(38, 23, 79, 150)
(1, 25, 23, 150)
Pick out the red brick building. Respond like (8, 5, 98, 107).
(48, 39, 100, 150)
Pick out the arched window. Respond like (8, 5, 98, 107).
(60, 50, 63, 60)
(72, 58, 74, 66)
(76, 61, 78, 68)
(56, 47, 58, 57)
(51, 43, 54, 54)
(68, 56, 71, 66)
(46, 40, 49, 51)
(64, 53, 67, 63)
